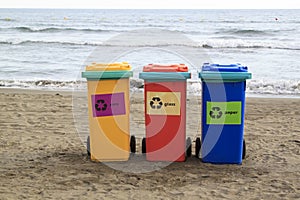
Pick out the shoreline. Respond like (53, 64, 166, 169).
(0, 87, 299, 99)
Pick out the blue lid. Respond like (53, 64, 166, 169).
(199, 63, 251, 82)
(202, 63, 248, 72)
(139, 72, 191, 81)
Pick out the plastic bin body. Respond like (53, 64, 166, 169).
(139, 64, 191, 162)
(82, 62, 133, 162)
(199, 63, 251, 164)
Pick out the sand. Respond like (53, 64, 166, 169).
(0, 88, 299, 199)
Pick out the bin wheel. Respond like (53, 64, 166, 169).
(87, 136, 91, 156)
(186, 137, 192, 157)
(142, 137, 146, 154)
(242, 139, 246, 159)
(195, 137, 201, 158)
(130, 135, 136, 153)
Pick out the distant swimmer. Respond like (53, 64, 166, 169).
(275, 17, 279, 21)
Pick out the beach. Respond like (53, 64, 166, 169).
(0, 88, 299, 199)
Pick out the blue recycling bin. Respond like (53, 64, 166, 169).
(199, 63, 251, 164)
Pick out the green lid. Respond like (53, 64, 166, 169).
(199, 72, 252, 82)
(82, 71, 133, 80)
(139, 72, 191, 82)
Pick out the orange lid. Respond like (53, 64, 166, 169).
(143, 64, 188, 72)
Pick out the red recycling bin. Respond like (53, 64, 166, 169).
(139, 64, 191, 161)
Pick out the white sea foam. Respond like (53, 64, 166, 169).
(0, 79, 299, 97)
(1, 38, 299, 51)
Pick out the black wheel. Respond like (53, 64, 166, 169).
(186, 137, 192, 157)
(242, 139, 246, 159)
(130, 135, 136, 153)
(195, 137, 201, 158)
(87, 136, 91, 156)
(142, 137, 146, 154)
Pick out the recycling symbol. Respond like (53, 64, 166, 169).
(95, 99, 107, 111)
(150, 97, 163, 109)
(209, 106, 223, 119)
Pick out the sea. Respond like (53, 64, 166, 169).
(0, 9, 299, 97)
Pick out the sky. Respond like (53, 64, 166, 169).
(0, 0, 299, 9)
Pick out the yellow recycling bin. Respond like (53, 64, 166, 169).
(82, 62, 133, 161)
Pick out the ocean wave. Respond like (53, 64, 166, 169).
(198, 39, 300, 50)
(0, 40, 103, 46)
(0, 79, 299, 96)
(0, 80, 86, 90)
(0, 37, 299, 50)
(246, 80, 300, 95)
(0, 18, 16, 22)
(2, 25, 295, 36)
(6, 26, 113, 33)
(3, 26, 171, 33)
(215, 29, 270, 36)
